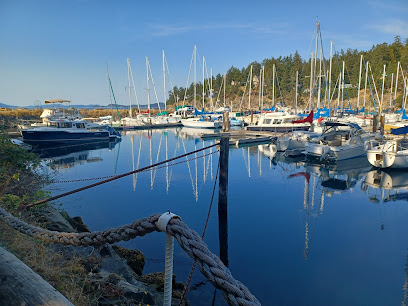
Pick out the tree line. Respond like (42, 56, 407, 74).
(167, 36, 408, 110)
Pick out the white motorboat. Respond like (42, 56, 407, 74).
(246, 111, 312, 133)
(276, 130, 320, 155)
(181, 116, 222, 129)
(366, 138, 408, 169)
(304, 122, 374, 162)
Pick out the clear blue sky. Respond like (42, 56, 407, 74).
(1, 0, 407, 107)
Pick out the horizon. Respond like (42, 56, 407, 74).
(1, 0, 407, 107)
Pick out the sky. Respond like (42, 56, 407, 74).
(0, 0, 407, 107)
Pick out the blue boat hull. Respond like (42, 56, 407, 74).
(22, 130, 111, 145)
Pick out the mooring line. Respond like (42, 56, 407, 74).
(21, 142, 219, 209)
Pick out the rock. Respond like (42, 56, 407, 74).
(60, 212, 90, 233)
(140, 272, 185, 299)
(112, 245, 145, 276)
(34, 206, 75, 233)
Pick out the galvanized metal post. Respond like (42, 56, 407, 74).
(218, 137, 229, 266)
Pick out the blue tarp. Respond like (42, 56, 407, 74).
(391, 125, 408, 135)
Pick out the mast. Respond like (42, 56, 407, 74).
(309, 53, 314, 110)
(329, 41, 333, 102)
(317, 48, 322, 109)
(194, 45, 197, 111)
(224, 73, 226, 108)
(364, 61, 368, 111)
(127, 58, 132, 118)
(395, 62, 400, 104)
(272, 64, 275, 107)
(210, 67, 213, 111)
(248, 65, 253, 110)
(381, 64, 386, 111)
(296, 70, 299, 113)
(357, 55, 363, 110)
(390, 73, 394, 109)
(146, 57, 151, 117)
(202, 56, 205, 110)
(262, 66, 265, 112)
(163, 50, 166, 112)
(258, 68, 262, 111)
(341, 61, 345, 111)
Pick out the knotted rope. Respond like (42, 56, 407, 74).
(0, 207, 260, 305)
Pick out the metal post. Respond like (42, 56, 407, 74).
(218, 137, 229, 266)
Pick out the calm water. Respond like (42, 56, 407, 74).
(39, 128, 408, 305)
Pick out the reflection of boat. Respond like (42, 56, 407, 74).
(177, 127, 220, 139)
(21, 119, 121, 145)
(305, 156, 372, 192)
(33, 141, 118, 169)
(367, 138, 408, 169)
(305, 122, 373, 162)
(362, 170, 408, 203)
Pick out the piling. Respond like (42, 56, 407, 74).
(218, 136, 229, 266)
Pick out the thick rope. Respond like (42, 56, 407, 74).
(0, 207, 260, 305)
(180, 159, 221, 305)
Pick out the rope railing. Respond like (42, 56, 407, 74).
(0, 206, 260, 305)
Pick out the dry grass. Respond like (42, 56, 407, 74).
(0, 221, 99, 305)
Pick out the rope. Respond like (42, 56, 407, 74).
(0, 207, 260, 305)
(180, 159, 220, 305)
(20, 143, 218, 209)
(52, 151, 219, 184)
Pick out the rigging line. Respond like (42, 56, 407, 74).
(239, 71, 251, 110)
(147, 61, 161, 112)
(332, 46, 352, 109)
(179, 158, 220, 306)
(21, 142, 219, 209)
(181, 138, 197, 198)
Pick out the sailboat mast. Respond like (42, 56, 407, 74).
(194, 45, 197, 111)
(202, 56, 205, 110)
(364, 61, 368, 111)
(381, 64, 386, 111)
(272, 64, 275, 107)
(395, 62, 400, 103)
(357, 55, 363, 110)
(248, 65, 253, 110)
(224, 73, 226, 108)
(163, 50, 166, 112)
(127, 58, 132, 118)
(296, 70, 298, 113)
(146, 57, 151, 117)
(309, 53, 314, 110)
(390, 73, 394, 108)
(210, 67, 213, 111)
(341, 61, 345, 111)
(317, 48, 322, 109)
(329, 41, 333, 103)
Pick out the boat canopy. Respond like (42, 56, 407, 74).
(390, 125, 408, 135)
(45, 99, 71, 104)
(324, 121, 362, 130)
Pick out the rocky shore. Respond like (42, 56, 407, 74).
(39, 205, 186, 305)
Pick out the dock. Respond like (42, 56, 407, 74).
(201, 129, 280, 147)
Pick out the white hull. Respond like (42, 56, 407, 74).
(367, 139, 408, 169)
(305, 142, 366, 161)
(181, 118, 222, 129)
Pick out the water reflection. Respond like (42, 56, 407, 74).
(33, 141, 119, 170)
(363, 170, 408, 203)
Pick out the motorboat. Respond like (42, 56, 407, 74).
(246, 111, 312, 132)
(366, 125, 408, 169)
(367, 138, 408, 169)
(275, 130, 320, 156)
(21, 119, 121, 145)
(304, 121, 374, 162)
(181, 115, 222, 129)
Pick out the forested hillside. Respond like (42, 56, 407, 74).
(167, 36, 408, 110)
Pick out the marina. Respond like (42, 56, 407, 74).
(34, 128, 408, 305)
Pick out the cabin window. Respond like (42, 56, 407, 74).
(75, 123, 85, 128)
(59, 122, 72, 128)
(263, 119, 272, 124)
(47, 122, 58, 127)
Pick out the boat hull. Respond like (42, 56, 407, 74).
(21, 130, 111, 145)
(181, 120, 222, 129)
(246, 125, 309, 133)
(305, 142, 366, 161)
